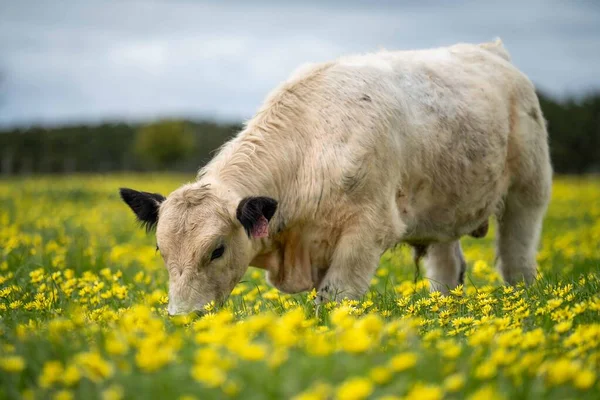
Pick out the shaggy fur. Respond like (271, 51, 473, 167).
(121, 39, 552, 315)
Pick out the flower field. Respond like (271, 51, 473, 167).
(0, 174, 599, 400)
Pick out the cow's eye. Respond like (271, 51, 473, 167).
(210, 245, 225, 261)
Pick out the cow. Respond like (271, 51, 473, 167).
(120, 39, 552, 316)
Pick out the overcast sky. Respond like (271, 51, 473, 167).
(1, 0, 599, 128)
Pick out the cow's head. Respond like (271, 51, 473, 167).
(119, 183, 277, 315)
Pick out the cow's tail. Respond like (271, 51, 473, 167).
(479, 38, 511, 62)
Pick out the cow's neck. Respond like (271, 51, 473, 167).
(203, 125, 302, 201)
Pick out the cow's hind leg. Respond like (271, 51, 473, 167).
(425, 241, 466, 294)
(495, 186, 549, 285)
(496, 99, 552, 286)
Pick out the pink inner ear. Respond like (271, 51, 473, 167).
(251, 216, 270, 238)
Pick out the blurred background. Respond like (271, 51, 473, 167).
(0, 0, 599, 176)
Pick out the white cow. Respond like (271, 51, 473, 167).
(120, 39, 552, 315)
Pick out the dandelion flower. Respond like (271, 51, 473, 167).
(335, 377, 373, 400)
(0, 355, 25, 373)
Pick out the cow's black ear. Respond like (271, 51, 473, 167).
(119, 188, 165, 232)
(236, 196, 278, 238)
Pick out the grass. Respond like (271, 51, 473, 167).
(0, 174, 599, 400)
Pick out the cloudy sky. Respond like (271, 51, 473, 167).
(1, 0, 599, 128)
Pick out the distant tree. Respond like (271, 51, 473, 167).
(0, 71, 13, 175)
(538, 91, 600, 174)
(134, 120, 196, 169)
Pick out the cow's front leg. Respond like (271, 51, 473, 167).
(316, 232, 382, 305)
(424, 240, 465, 294)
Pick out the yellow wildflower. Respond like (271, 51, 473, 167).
(339, 328, 372, 353)
(292, 383, 331, 400)
(444, 373, 465, 392)
(388, 352, 417, 372)
(39, 360, 64, 388)
(102, 384, 124, 400)
(0, 355, 25, 373)
(544, 358, 579, 386)
(405, 383, 443, 400)
(369, 366, 392, 385)
(554, 320, 573, 334)
(475, 360, 497, 380)
(236, 343, 267, 361)
(468, 385, 505, 400)
(191, 365, 226, 388)
(75, 352, 113, 382)
(62, 365, 81, 386)
(335, 377, 373, 400)
(574, 369, 596, 390)
(53, 390, 73, 400)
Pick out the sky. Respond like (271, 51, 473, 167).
(1, 0, 599, 128)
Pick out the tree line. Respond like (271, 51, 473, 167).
(0, 120, 241, 175)
(0, 91, 598, 176)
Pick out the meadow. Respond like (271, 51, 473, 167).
(0, 174, 599, 400)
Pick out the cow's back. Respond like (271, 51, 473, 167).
(292, 41, 536, 242)
(230, 40, 546, 293)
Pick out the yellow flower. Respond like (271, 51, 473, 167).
(330, 306, 355, 329)
(105, 335, 128, 356)
(9, 300, 23, 309)
(449, 285, 464, 297)
(475, 360, 497, 380)
(102, 384, 124, 400)
(62, 365, 81, 386)
(405, 383, 442, 400)
(544, 358, 578, 386)
(135, 345, 175, 373)
(437, 339, 461, 359)
(305, 332, 334, 356)
(53, 390, 73, 400)
(554, 320, 573, 334)
(490, 348, 517, 366)
(574, 369, 596, 390)
(339, 328, 372, 354)
(75, 352, 113, 382)
(388, 352, 417, 372)
(520, 328, 545, 349)
(357, 314, 383, 335)
(292, 383, 331, 400)
(0, 355, 25, 373)
(39, 360, 64, 388)
(236, 343, 267, 361)
(191, 365, 226, 388)
(468, 326, 496, 347)
(369, 366, 392, 385)
(335, 377, 373, 400)
(468, 385, 505, 400)
(444, 373, 465, 392)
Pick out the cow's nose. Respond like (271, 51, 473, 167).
(167, 306, 204, 318)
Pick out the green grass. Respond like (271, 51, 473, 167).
(0, 174, 599, 400)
